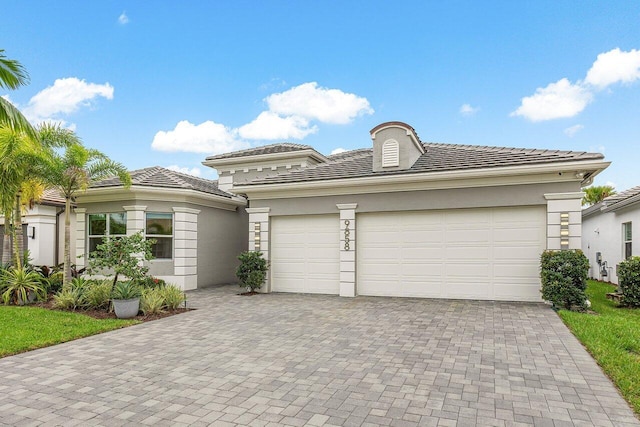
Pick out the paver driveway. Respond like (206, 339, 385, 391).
(0, 285, 638, 427)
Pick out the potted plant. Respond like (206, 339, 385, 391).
(1, 266, 46, 305)
(111, 281, 141, 318)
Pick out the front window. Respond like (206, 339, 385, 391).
(88, 212, 127, 253)
(146, 213, 173, 259)
(623, 222, 632, 259)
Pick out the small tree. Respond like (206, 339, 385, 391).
(87, 231, 155, 291)
(540, 250, 589, 310)
(618, 256, 640, 308)
(236, 251, 268, 292)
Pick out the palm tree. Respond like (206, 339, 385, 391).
(0, 49, 37, 140)
(582, 185, 616, 206)
(0, 128, 47, 267)
(40, 124, 132, 285)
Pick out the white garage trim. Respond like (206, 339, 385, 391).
(357, 206, 546, 301)
(271, 215, 340, 294)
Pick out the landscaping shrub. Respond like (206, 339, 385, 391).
(111, 281, 141, 300)
(618, 256, 640, 307)
(84, 280, 112, 309)
(53, 287, 85, 310)
(140, 288, 165, 315)
(136, 276, 167, 289)
(236, 251, 269, 292)
(160, 284, 185, 310)
(46, 271, 64, 294)
(1, 266, 47, 305)
(540, 250, 589, 310)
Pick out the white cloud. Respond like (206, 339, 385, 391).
(564, 124, 584, 137)
(330, 148, 347, 155)
(166, 165, 202, 177)
(585, 48, 640, 89)
(23, 77, 114, 124)
(510, 78, 592, 122)
(238, 111, 317, 140)
(118, 11, 129, 25)
(512, 48, 640, 122)
(459, 103, 479, 116)
(266, 82, 374, 124)
(151, 120, 248, 154)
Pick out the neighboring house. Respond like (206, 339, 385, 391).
(74, 167, 247, 290)
(205, 121, 609, 301)
(582, 186, 640, 284)
(0, 189, 76, 267)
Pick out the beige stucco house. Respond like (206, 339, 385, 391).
(205, 121, 608, 301)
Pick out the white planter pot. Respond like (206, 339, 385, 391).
(113, 298, 140, 319)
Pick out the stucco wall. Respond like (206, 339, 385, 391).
(582, 204, 640, 284)
(196, 205, 248, 287)
(372, 126, 422, 172)
(250, 181, 580, 216)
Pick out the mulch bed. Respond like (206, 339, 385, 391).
(34, 298, 193, 322)
(238, 291, 260, 296)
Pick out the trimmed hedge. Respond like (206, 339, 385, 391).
(618, 256, 640, 307)
(540, 250, 589, 310)
(236, 251, 269, 292)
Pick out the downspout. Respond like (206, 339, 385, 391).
(55, 206, 65, 266)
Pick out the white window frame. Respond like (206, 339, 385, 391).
(623, 221, 632, 259)
(87, 212, 127, 255)
(145, 212, 174, 261)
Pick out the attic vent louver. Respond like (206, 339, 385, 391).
(382, 139, 399, 167)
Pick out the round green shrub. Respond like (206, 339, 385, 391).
(540, 250, 589, 310)
(618, 256, 640, 307)
(236, 251, 268, 292)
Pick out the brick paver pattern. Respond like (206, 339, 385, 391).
(0, 285, 638, 426)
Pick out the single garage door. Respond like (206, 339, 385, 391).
(358, 206, 546, 301)
(271, 215, 340, 294)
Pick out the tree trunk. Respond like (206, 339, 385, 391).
(1, 213, 12, 266)
(63, 196, 72, 287)
(13, 191, 23, 269)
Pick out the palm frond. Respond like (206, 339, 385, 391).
(0, 97, 38, 142)
(0, 50, 29, 90)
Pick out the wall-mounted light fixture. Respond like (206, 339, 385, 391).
(254, 222, 261, 250)
(27, 226, 35, 239)
(560, 212, 569, 249)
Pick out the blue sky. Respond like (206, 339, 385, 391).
(3, 1, 640, 190)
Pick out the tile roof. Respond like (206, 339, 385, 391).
(242, 142, 605, 185)
(601, 185, 640, 209)
(91, 166, 233, 198)
(39, 188, 67, 206)
(205, 143, 314, 161)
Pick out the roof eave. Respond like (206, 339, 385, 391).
(203, 148, 329, 168)
(233, 159, 611, 195)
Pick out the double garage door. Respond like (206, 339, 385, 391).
(271, 206, 546, 301)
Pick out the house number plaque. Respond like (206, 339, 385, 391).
(344, 219, 350, 250)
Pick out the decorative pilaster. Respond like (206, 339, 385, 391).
(246, 207, 270, 292)
(74, 208, 87, 268)
(544, 192, 583, 250)
(123, 205, 147, 235)
(337, 204, 357, 297)
(173, 207, 200, 290)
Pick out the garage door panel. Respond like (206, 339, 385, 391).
(271, 215, 340, 295)
(358, 206, 545, 301)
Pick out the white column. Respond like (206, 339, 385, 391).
(544, 192, 583, 250)
(337, 203, 357, 297)
(74, 208, 87, 269)
(173, 207, 200, 291)
(123, 205, 147, 235)
(246, 207, 271, 292)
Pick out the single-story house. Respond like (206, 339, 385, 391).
(202, 121, 609, 301)
(582, 186, 640, 283)
(74, 167, 247, 290)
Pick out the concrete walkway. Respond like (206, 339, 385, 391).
(0, 285, 637, 426)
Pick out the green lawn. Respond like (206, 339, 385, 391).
(559, 280, 640, 415)
(0, 306, 138, 357)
